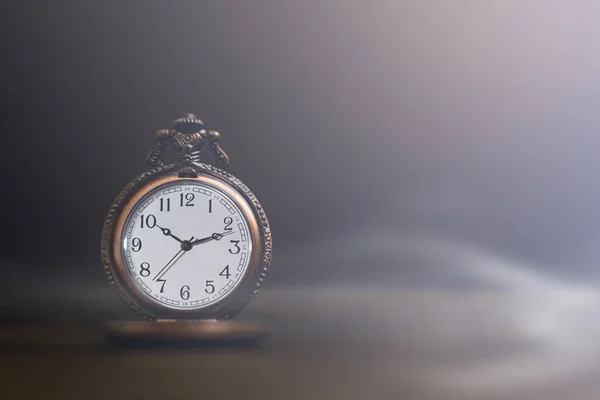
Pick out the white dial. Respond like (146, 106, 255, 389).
(121, 180, 252, 310)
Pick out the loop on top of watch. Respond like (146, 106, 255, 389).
(145, 113, 230, 171)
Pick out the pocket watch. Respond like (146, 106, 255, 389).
(100, 114, 272, 339)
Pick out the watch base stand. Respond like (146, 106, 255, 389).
(104, 320, 272, 346)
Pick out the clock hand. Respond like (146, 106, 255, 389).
(155, 224, 184, 243)
(212, 231, 235, 240)
(153, 236, 194, 281)
(153, 249, 185, 281)
(190, 231, 234, 247)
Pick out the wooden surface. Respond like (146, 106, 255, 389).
(2, 285, 600, 399)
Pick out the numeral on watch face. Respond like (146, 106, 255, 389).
(220, 265, 231, 279)
(131, 237, 142, 252)
(160, 198, 171, 212)
(139, 214, 156, 228)
(140, 262, 151, 277)
(180, 193, 195, 207)
(157, 278, 166, 293)
(205, 280, 215, 294)
(180, 285, 190, 300)
(229, 240, 241, 254)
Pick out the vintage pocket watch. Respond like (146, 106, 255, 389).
(101, 114, 272, 339)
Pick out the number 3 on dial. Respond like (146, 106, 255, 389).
(229, 240, 241, 254)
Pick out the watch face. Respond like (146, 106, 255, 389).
(120, 180, 253, 310)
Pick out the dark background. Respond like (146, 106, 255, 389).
(3, 3, 600, 398)
(1, 0, 600, 285)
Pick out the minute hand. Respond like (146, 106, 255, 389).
(153, 250, 185, 281)
(153, 236, 195, 281)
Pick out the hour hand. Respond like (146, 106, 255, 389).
(191, 231, 233, 247)
(156, 224, 183, 243)
(211, 231, 234, 240)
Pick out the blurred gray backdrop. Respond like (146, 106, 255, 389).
(1, 0, 599, 286)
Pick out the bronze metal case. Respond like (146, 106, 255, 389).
(101, 164, 272, 320)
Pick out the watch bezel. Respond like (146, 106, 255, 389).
(101, 164, 272, 320)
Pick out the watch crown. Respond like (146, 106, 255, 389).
(173, 113, 204, 134)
